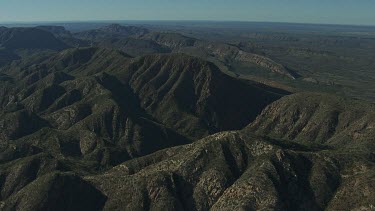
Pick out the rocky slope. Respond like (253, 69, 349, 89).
(0, 25, 374, 210)
(1, 92, 374, 210)
(0, 47, 284, 169)
(0, 46, 297, 209)
(0, 44, 374, 210)
(122, 54, 283, 139)
(247, 93, 375, 151)
(84, 129, 375, 211)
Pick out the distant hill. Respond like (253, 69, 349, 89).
(0, 27, 68, 50)
(74, 24, 150, 41)
(71, 24, 297, 78)
(141, 32, 198, 48)
(141, 32, 298, 79)
(35, 25, 73, 38)
(35, 25, 90, 48)
(98, 37, 170, 57)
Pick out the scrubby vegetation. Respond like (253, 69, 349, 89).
(0, 23, 374, 210)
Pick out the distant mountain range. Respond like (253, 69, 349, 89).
(0, 24, 297, 79)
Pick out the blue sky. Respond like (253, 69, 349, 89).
(0, 0, 374, 25)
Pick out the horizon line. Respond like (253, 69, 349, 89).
(1, 19, 375, 28)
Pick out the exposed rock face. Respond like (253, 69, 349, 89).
(86, 128, 375, 210)
(1, 126, 374, 210)
(208, 44, 296, 78)
(80, 93, 374, 210)
(247, 93, 375, 150)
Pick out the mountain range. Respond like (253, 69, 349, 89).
(0, 23, 374, 210)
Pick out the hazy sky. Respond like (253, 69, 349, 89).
(0, 0, 374, 25)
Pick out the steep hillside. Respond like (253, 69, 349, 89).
(0, 48, 296, 209)
(36, 25, 89, 47)
(124, 54, 283, 139)
(0, 48, 20, 67)
(84, 130, 375, 211)
(0, 48, 285, 168)
(73, 93, 375, 210)
(0, 27, 68, 50)
(1, 22, 375, 211)
(0, 46, 374, 210)
(35, 25, 73, 38)
(98, 37, 170, 57)
(2, 122, 373, 210)
(0, 60, 190, 169)
(247, 93, 375, 151)
(141, 32, 198, 48)
(0, 26, 70, 67)
(74, 24, 149, 41)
